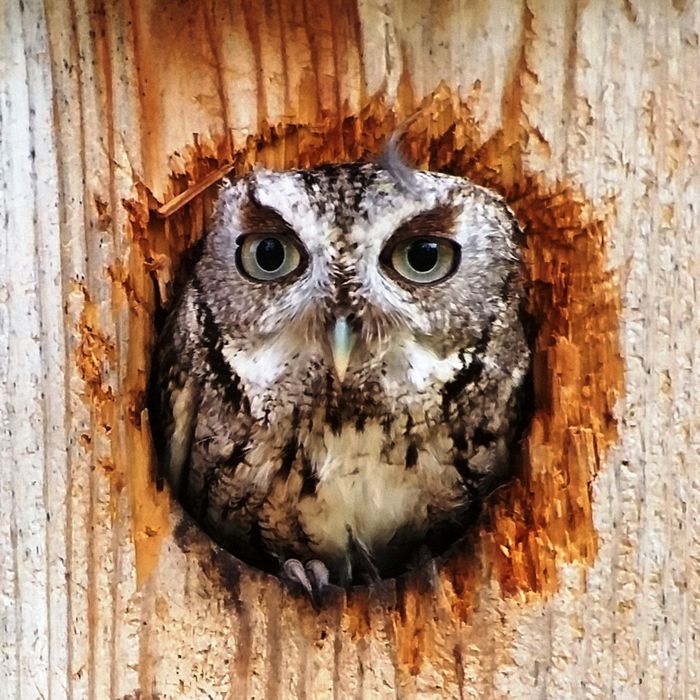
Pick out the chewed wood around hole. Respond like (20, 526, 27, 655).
(129, 93, 622, 614)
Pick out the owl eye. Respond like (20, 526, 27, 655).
(236, 234, 304, 281)
(384, 237, 459, 284)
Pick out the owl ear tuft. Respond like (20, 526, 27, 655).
(377, 114, 422, 196)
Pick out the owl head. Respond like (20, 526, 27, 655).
(194, 157, 524, 422)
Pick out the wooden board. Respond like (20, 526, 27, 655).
(1, 1, 699, 697)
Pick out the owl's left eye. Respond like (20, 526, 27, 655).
(382, 236, 460, 284)
(236, 234, 304, 281)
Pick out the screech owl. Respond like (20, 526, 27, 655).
(153, 150, 531, 595)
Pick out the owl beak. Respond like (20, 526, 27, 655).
(329, 316, 357, 382)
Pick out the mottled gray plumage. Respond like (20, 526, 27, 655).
(154, 159, 530, 586)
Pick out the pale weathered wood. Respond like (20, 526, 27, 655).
(1, 1, 699, 698)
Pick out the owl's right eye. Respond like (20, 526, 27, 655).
(382, 236, 460, 285)
(236, 234, 305, 281)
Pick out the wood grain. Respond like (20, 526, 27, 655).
(1, 1, 699, 698)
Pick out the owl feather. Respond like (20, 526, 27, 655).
(153, 159, 530, 585)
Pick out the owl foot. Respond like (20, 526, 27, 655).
(282, 558, 330, 605)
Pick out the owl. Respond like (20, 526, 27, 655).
(153, 150, 530, 597)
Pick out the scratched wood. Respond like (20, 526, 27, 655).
(1, 1, 699, 698)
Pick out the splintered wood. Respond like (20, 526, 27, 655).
(132, 87, 622, 601)
(116, 65, 622, 700)
(5, 1, 697, 698)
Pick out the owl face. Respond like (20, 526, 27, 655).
(196, 163, 522, 417)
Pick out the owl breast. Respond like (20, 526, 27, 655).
(294, 421, 466, 582)
(182, 329, 522, 583)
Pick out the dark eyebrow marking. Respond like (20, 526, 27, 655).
(389, 203, 459, 243)
(239, 194, 297, 238)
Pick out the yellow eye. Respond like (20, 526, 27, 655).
(384, 237, 459, 284)
(236, 234, 304, 281)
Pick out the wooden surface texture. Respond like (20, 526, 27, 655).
(1, 1, 698, 697)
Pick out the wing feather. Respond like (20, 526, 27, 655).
(152, 296, 201, 496)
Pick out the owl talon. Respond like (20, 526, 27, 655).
(305, 559, 330, 596)
(281, 558, 330, 605)
(282, 558, 314, 597)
